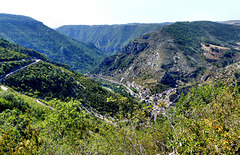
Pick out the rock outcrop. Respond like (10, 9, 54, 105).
(92, 21, 240, 91)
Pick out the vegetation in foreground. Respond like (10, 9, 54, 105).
(1, 74, 240, 154)
(0, 20, 240, 154)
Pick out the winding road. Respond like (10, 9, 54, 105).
(0, 59, 41, 82)
(79, 104, 116, 126)
(0, 60, 123, 126)
(35, 99, 55, 110)
(88, 75, 139, 98)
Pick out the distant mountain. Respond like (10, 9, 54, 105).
(56, 23, 171, 55)
(92, 21, 240, 91)
(0, 14, 104, 73)
(221, 20, 240, 26)
(1, 19, 240, 155)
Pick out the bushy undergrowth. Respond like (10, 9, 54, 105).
(1, 79, 240, 154)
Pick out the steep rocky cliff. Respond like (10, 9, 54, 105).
(92, 21, 240, 91)
(56, 23, 171, 55)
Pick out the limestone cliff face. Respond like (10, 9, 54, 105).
(92, 21, 240, 88)
(56, 23, 171, 55)
(106, 31, 203, 85)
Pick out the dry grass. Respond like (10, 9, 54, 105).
(201, 43, 230, 52)
(203, 53, 219, 60)
(145, 79, 157, 84)
(201, 43, 230, 60)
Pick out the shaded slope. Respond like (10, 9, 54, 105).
(0, 37, 135, 114)
(0, 14, 104, 73)
(0, 37, 51, 77)
(0, 37, 49, 61)
(3, 61, 132, 114)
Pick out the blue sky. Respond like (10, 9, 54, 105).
(1, 0, 239, 28)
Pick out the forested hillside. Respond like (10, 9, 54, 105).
(57, 23, 170, 55)
(92, 21, 240, 92)
(0, 19, 240, 154)
(1, 61, 240, 154)
(0, 37, 133, 115)
(2, 61, 135, 114)
(0, 37, 50, 77)
(0, 14, 104, 73)
(0, 37, 49, 61)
